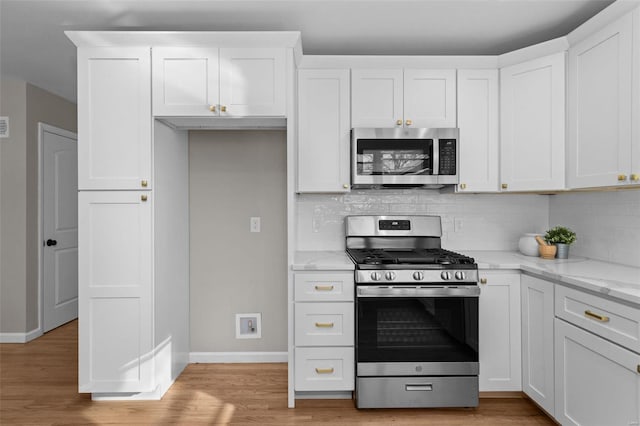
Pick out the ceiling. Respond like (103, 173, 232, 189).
(0, 0, 615, 103)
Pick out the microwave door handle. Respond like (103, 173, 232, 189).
(432, 138, 439, 175)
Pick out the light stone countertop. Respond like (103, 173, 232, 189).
(464, 250, 640, 306)
(292, 250, 355, 271)
(292, 249, 640, 306)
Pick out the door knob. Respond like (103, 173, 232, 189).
(46, 239, 57, 247)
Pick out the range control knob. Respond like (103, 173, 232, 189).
(455, 271, 466, 280)
(413, 271, 424, 281)
(370, 272, 382, 281)
(440, 271, 452, 280)
(385, 271, 397, 281)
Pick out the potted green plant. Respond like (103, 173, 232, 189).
(544, 226, 576, 259)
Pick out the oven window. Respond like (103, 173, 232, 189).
(357, 297, 478, 363)
(356, 139, 433, 176)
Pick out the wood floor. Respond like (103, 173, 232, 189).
(1, 321, 554, 425)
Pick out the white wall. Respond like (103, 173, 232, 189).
(296, 190, 550, 251)
(189, 130, 287, 353)
(549, 190, 640, 267)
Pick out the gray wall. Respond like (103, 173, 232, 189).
(189, 130, 287, 352)
(0, 78, 77, 334)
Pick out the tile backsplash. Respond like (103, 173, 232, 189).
(549, 190, 640, 268)
(296, 190, 550, 252)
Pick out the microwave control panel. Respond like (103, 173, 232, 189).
(438, 139, 457, 175)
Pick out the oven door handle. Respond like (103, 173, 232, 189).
(356, 285, 480, 298)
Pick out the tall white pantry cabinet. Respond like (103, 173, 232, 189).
(69, 31, 299, 400)
(74, 43, 191, 398)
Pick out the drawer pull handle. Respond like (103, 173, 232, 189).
(406, 384, 433, 392)
(314, 285, 334, 291)
(315, 322, 334, 328)
(315, 368, 334, 374)
(584, 310, 609, 322)
(637, 365, 640, 374)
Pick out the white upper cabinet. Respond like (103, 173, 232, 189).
(153, 47, 286, 117)
(351, 69, 403, 127)
(152, 47, 219, 116)
(351, 69, 456, 128)
(297, 69, 351, 193)
(457, 69, 499, 192)
(567, 12, 636, 188)
(77, 47, 152, 190)
(500, 52, 566, 192)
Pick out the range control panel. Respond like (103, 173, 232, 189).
(378, 220, 411, 231)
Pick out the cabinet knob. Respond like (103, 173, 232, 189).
(480, 278, 487, 284)
(501, 183, 508, 190)
(221, 105, 227, 113)
(460, 183, 467, 190)
(209, 105, 216, 112)
(618, 174, 627, 182)
(141, 180, 148, 188)
(343, 183, 349, 189)
(631, 174, 639, 182)
(46, 239, 57, 247)
(396, 119, 403, 126)
(141, 195, 148, 202)
(405, 119, 413, 126)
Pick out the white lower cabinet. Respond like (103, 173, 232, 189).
(294, 347, 355, 391)
(478, 271, 522, 391)
(293, 271, 354, 393)
(521, 275, 555, 416)
(554, 318, 640, 426)
(78, 191, 153, 392)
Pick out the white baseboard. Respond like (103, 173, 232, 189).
(190, 351, 287, 364)
(0, 328, 43, 343)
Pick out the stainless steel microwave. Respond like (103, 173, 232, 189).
(351, 127, 459, 188)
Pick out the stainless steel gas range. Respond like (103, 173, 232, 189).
(346, 215, 480, 409)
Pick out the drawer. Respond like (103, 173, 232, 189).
(294, 272, 354, 302)
(294, 347, 354, 391)
(295, 302, 354, 346)
(555, 285, 640, 353)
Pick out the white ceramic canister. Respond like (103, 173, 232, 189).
(519, 233, 542, 257)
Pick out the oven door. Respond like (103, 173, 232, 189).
(356, 285, 479, 377)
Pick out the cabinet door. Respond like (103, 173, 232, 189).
(78, 191, 153, 393)
(478, 272, 522, 391)
(351, 69, 403, 127)
(219, 48, 286, 116)
(152, 47, 220, 116)
(297, 69, 351, 193)
(568, 13, 633, 188)
(404, 69, 456, 128)
(521, 275, 555, 416)
(555, 318, 640, 426)
(78, 47, 151, 190)
(633, 7, 640, 185)
(500, 52, 565, 191)
(457, 69, 499, 192)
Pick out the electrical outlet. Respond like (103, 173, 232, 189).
(454, 218, 464, 232)
(250, 217, 261, 233)
(235, 313, 261, 339)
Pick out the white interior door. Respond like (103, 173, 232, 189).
(41, 123, 78, 332)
